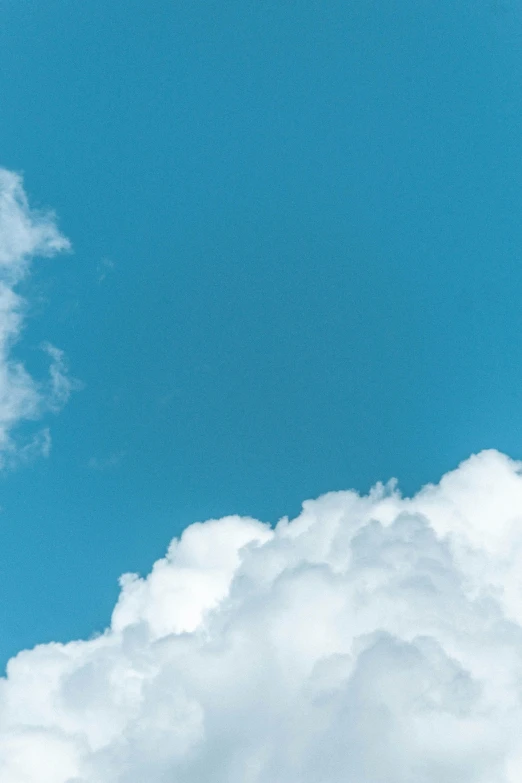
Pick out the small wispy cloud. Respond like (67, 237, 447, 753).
(41, 342, 83, 412)
(0, 168, 76, 466)
(96, 256, 114, 283)
(88, 449, 125, 471)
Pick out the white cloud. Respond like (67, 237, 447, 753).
(5, 450, 522, 780)
(0, 168, 73, 466)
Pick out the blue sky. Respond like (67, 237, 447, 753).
(0, 0, 521, 667)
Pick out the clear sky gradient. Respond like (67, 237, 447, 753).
(0, 0, 521, 664)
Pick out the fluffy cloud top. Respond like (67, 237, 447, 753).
(0, 168, 73, 464)
(3, 450, 522, 781)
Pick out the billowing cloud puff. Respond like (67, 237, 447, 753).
(4, 450, 522, 781)
(0, 168, 73, 465)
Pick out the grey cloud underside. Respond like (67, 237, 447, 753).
(3, 450, 522, 782)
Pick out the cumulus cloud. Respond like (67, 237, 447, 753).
(0, 168, 73, 465)
(4, 450, 522, 780)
